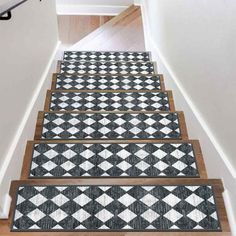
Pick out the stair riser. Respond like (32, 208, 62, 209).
(44, 91, 175, 112)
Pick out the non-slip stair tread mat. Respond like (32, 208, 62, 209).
(29, 143, 199, 178)
(60, 61, 155, 75)
(12, 185, 221, 231)
(49, 92, 170, 111)
(41, 113, 181, 140)
(64, 51, 150, 62)
(55, 74, 162, 90)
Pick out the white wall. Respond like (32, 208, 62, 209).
(140, 0, 236, 233)
(0, 0, 59, 217)
(56, 0, 134, 15)
(57, 0, 133, 5)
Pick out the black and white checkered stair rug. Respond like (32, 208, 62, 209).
(49, 91, 170, 111)
(60, 61, 155, 75)
(41, 112, 181, 140)
(64, 51, 150, 62)
(29, 142, 199, 178)
(55, 74, 162, 91)
(12, 184, 220, 231)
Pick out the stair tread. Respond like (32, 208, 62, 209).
(52, 74, 164, 91)
(45, 90, 174, 112)
(11, 180, 222, 231)
(35, 111, 187, 140)
(59, 61, 156, 75)
(25, 141, 201, 178)
(63, 51, 151, 62)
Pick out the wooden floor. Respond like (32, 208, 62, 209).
(58, 15, 113, 47)
(70, 6, 146, 51)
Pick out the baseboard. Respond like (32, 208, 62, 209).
(140, 0, 235, 233)
(56, 4, 128, 15)
(0, 41, 61, 219)
(223, 190, 236, 235)
(0, 194, 11, 219)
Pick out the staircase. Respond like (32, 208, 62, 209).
(0, 50, 228, 235)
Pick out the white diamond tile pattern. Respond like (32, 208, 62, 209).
(11, 50, 222, 233)
(55, 75, 162, 91)
(29, 143, 199, 178)
(63, 51, 150, 62)
(60, 61, 155, 75)
(12, 185, 220, 231)
(49, 92, 170, 111)
(41, 113, 181, 140)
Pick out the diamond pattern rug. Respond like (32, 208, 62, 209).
(12, 185, 220, 231)
(29, 143, 199, 178)
(49, 92, 170, 111)
(64, 51, 150, 62)
(60, 61, 155, 75)
(55, 74, 162, 90)
(41, 112, 181, 140)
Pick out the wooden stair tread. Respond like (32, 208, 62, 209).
(44, 90, 175, 112)
(63, 51, 151, 62)
(34, 111, 188, 140)
(51, 73, 165, 91)
(58, 61, 157, 75)
(0, 2, 231, 234)
(9, 179, 227, 232)
(21, 140, 206, 179)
